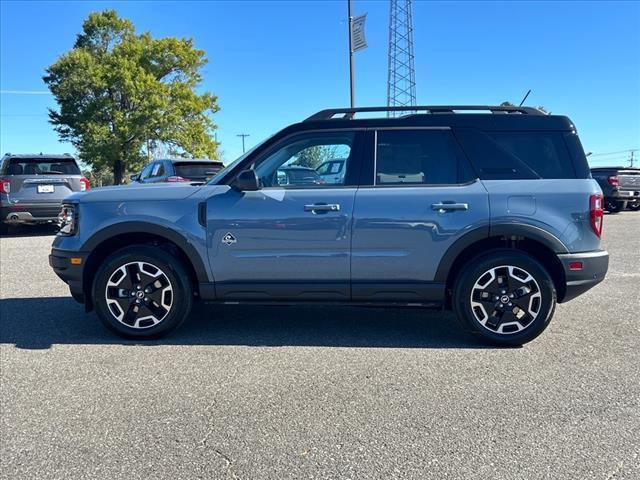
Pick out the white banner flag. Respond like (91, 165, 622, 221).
(351, 14, 367, 52)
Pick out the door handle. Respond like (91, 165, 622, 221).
(431, 202, 469, 213)
(304, 203, 340, 213)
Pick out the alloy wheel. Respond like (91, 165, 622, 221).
(469, 265, 542, 335)
(104, 261, 173, 329)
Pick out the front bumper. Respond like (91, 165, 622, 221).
(49, 248, 88, 304)
(557, 250, 609, 303)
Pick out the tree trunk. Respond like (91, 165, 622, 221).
(112, 159, 125, 185)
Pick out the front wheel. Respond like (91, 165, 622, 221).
(92, 245, 194, 339)
(627, 202, 640, 211)
(453, 251, 556, 346)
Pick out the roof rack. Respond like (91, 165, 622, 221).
(305, 105, 545, 122)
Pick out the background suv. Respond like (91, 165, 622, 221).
(1, 153, 88, 234)
(50, 105, 608, 346)
(130, 158, 223, 184)
(590, 167, 640, 212)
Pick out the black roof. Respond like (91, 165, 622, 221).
(292, 105, 575, 132)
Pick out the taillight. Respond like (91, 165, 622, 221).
(589, 194, 604, 238)
(165, 176, 190, 182)
(607, 175, 619, 187)
(79, 177, 90, 191)
(0, 178, 9, 194)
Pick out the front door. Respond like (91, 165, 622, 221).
(206, 130, 362, 301)
(351, 128, 490, 302)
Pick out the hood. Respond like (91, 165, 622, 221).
(65, 183, 204, 203)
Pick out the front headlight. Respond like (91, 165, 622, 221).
(58, 203, 77, 236)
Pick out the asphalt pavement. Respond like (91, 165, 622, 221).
(1, 213, 639, 479)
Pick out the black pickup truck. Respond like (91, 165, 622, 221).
(590, 167, 640, 213)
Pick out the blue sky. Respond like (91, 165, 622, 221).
(1, 0, 639, 166)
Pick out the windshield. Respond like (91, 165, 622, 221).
(208, 135, 273, 185)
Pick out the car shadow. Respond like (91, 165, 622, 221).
(0, 297, 491, 350)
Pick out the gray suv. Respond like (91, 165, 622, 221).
(1, 153, 89, 234)
(49, 106, 609, 345)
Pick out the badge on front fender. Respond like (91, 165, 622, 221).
(221, 233, 237, 246)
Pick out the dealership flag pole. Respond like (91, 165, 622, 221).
(348, 1, 367, 108)
(348, 0, 355, 108)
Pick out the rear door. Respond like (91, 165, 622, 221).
(351, 128, 489, 302)
(3, 157, 82, 204)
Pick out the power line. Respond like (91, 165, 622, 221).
(589, 148, 638, 157)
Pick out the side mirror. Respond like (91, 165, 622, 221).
(130, 173, 140, 182)
(232, 169, 261, 191)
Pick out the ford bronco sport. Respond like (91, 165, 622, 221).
(49, 105, 609, 345)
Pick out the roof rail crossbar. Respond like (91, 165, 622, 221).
(305, 105, 544, 122)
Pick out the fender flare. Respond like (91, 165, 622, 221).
(82, 221, 209, 283)
(434, 223, 568, 283)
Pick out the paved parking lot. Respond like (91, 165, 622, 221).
(1, 213, 639, 480)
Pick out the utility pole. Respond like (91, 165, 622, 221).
(348, 0, 355, 108)
(631, 150, 636, 168)
(237, 133, 250, 153)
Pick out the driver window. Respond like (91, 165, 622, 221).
(253, 132, 354, 188)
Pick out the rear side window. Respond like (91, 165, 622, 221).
(375, 129, 476, 185)
(5, 158, 80, 175)
(488, 131, 575, 178)
(455, 129, 576, 179)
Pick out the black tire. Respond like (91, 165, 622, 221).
(605, 200, 624, 213)
(92, 245, 193, 339)
(627, 202, 640, 211)
(452, 250, 556, 346)
(0, 222, 9, 236)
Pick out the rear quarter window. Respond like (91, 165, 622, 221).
(454, 129, 576, 179)
(488, 131, 575, 178)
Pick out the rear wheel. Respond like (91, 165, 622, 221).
(92, 245, 193, 339)
(453, 250, 556, 346)
(627, 202, 640, 211)
(605, 200, 625, 213)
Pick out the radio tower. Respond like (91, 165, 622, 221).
(387, 0, 416, 117)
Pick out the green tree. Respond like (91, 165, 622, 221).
(294, 145, 343, 169)
(44, 10, 219, 184)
